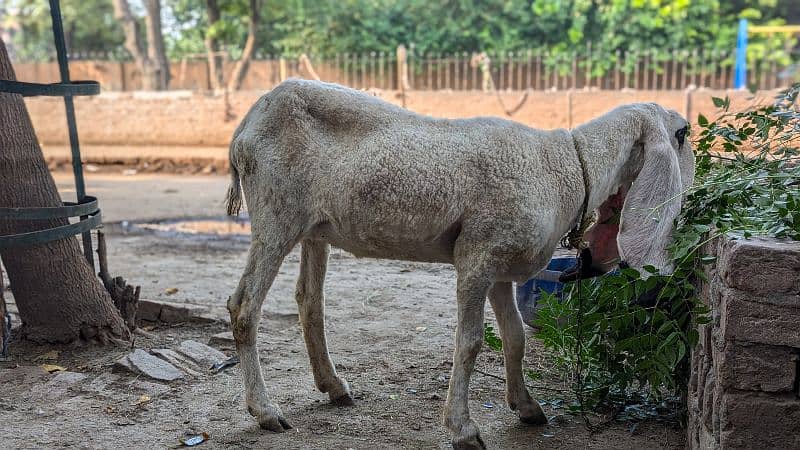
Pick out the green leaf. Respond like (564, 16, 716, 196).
(483, 323, 503, 352)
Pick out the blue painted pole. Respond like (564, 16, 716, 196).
(734, 19, 748, 89)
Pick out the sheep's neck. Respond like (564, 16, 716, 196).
(570, 116, 640, 213)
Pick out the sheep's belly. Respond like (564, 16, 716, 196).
(308, 221, 459, 264)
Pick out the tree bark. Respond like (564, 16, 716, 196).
(205, 0, 224, 91)
(227, 0, 259, 91)
(144, 0, 170, 90)
(113, 0, 156, 90)
(0, 38, 130, 344)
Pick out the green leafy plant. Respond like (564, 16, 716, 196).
(483, 323, 503, 352)
(530, 83, 800, 419)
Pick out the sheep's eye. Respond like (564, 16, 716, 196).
(675, 126, 688, 147)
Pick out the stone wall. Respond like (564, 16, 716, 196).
(688, 236, 800, 450)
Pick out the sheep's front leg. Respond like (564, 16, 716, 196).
(295, 240, 353, 406)
(444, 274, 490, 450)
(488, 282, 547, 425)
(228, 239, 293, 432)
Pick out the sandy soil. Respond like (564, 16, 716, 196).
(1, 172, 684, 449)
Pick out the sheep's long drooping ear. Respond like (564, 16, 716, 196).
(617, 126, 683, 274)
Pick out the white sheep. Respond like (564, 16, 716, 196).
(225, 79, 695, 449)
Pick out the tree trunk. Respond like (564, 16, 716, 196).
(0, 38, 130, 344)
(227, 0, 259, 91)
(144, 0, 170, 90)
(205, 0, 224, 91)
(113, 0, 157, 90)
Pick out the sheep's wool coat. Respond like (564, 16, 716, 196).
(229, 79, 693, 281)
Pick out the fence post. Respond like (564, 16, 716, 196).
(567, 89, 573, 129)
(454, 53, 460, 90)
(571, 51, 577, 90)
(119, 61, 126, 91)
(585, 42, 592, 89)
(734, 18, 748, 89)
(397, 45, 409, 106)
(622, 50, 629, 89)
(671, 49, 679, 90)
(279, 56, 287, 82)
(685, 85, 696, 123)
(445, 53, 451, 90)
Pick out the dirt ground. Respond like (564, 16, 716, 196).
(0, 172, 684, 449)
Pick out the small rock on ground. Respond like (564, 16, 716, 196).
(177, 340, 227, 369)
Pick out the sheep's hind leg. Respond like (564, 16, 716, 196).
(488, 282, 547, 425)
(228, 227, 299, 432)
(295, 239, 353, 406)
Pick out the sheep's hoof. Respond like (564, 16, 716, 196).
(518, 401, 548, 425)
(326, 378, 354, 406)
(450, 421, 487, 450)
(248, 404, 292, 433)
(451, 433, 487, 450)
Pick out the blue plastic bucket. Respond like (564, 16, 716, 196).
(515, 257, 577, 327)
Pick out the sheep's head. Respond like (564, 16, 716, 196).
(584, 104, 695, 277)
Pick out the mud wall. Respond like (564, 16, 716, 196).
(688, 237, 800, 449)
(24, 89, 780, 149)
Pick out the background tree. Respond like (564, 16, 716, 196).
(205, 0, 224, 90)
(227, 0, 259, 90)
(2, 0, 124, 60)
(0, 37, 131, 344)
(113, 0, 170, 90)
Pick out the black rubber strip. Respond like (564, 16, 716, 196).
(0, 196, 98, 220)
(0, 210, 102, 249)
(0, 79, 100, 97)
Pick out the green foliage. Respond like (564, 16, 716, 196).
(4, 0, 124, 60)
(5, 0, 798, 73)
(166, 0, 258, 59)
(483, 323, 503, 352)
(533, 83, 800, 412)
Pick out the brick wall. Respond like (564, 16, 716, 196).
(688, 236, 800, 449)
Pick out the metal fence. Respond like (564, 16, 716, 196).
(32, 47, 800, 91)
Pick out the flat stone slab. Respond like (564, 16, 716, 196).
(116, 349, 184, 382)
(151, 348, 204, 377)
(177, 340, 227, 369)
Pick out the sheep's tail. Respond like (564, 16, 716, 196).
(225, 143, 243, 216)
